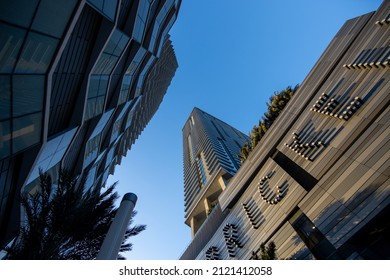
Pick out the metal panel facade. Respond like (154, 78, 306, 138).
(181, 1, 389, 260)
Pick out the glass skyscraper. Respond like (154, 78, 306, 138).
(182, 107, 250, 237)
(0, 0, 181, 249)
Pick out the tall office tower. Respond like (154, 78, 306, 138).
(181, 1, 389, 260)
(0, 0, 181, 249)
(182, 108, 250, 237)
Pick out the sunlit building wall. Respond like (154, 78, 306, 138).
(181, 1, 389, 260)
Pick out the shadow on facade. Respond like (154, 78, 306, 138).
(287, 184, 390, 260)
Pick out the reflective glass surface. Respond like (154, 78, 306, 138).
(85, 75, 109, 120)
(86, 30, 129, 120)
(25, 127, 77, 184)
(133, 0, 150, 42)
(15, 32, 59, 74)
(32, 0, 78, 38)
(0, 23, 26, 73)
(12, 112, 42, 153)
(0, 0, 38, 28)
(125, 97, 141, 129)
(118, 74, 131, 104)
(0, 120, 11, 159)
(197, 155, 207, 186)
(12, 75, 44, 117)
(84, 134, 101, 168)
(89, 109, 114, 140)
(85, 165, 97, 191)
(88, 0, 118, 21)
(157, 15, 176, 57)
(0, 76, 11, 120)
(135, 56, 155, 97)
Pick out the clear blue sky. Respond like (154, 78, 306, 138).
(107, 0, 383, 260)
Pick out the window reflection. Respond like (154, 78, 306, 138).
(12, 112, 42, 153)
(32, 0, 78, 38)
(0, 76, 11, 120)
(0, 23, 26, 73)
(0, 120, 11, 159)
(197, 154, 207, 187)
(289, 208, 337, 259)
(15, 32, 59, 74)
(12, 75, 44, 117)
(86, 29, 129, 120)
(135, 56, 155, 97)
(0, 0, 38, 28)
(87, 0, 118, 21)
(84, 109, 114, 168)
(25, 127, 77, 185)
(133, 0, 150, 42)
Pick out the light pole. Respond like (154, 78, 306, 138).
(96, 193, 137, 260)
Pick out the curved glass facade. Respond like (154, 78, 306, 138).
(0, 0, 181, 248)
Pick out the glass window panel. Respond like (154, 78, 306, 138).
(88, 0, 104, 10)
(12, 112, 42, 153)
(149, 24, 159, 52)
(32, 0, 77, 38)
(92, 53, 111, 75)
(15, 32, 59, 74)
(0, 0, 39, 28)
(139, 0, 150, 20)
(0, 120, 11, 159)
(85, 99, 96, 120)
(0, 23, 26, 73)
(102, 57, 116, 74)
(103, 0, 118, 20)
(97, 75, 109, 97)
(88, 75, 100, 98)
(88, 108, 114, 140)
(0, 76, 11, 120)
(84, 134, 100, 168)
(133, 16, 145, 43)
(105, 30, 121, 55)
(119, 75, 131, 104)
(87, 74, 108, 118)
(117, 34, 129, 54)
(12, 75, 44, 117)
(121, 74, 131, 88)
(95, 96, 105, 115)
(85, 165, 97, 191)
(57, 127, 78, 151)
(104, 39, 118, 57)
(127, 50, 145, 74)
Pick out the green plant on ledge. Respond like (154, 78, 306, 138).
(251, 241, 277, 260)
(240, 85, 299, 163)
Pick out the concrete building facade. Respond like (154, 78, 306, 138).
(0, 0, 181, 248)
(181, 1, 389, 260)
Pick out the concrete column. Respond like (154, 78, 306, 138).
(218, 176, 227, 190)
(204, 198, 210, 216)
(96, 193, 137, 260)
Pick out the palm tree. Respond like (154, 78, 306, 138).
(5, 171, 146, 260)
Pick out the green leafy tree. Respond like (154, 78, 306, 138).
(5, 171, 146, 260)
(240, 85, 299, 162)
(251, 241, 277, 260)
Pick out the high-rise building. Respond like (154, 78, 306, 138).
(181, 1, 389, 260)
(182, 107, 250, 237)
(0, 0, 181, 249)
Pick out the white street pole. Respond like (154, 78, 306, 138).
(96, 193, 137, 260)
